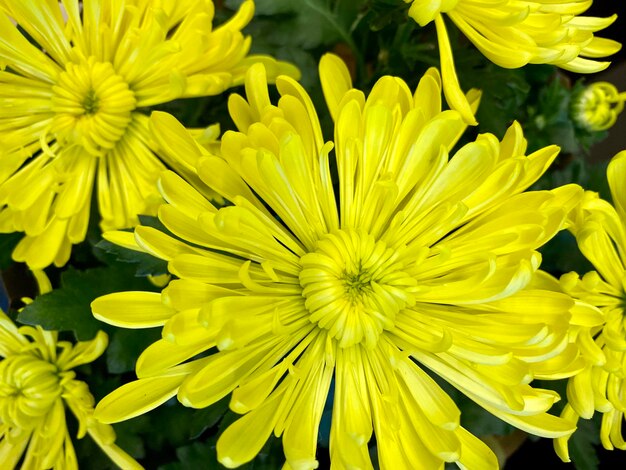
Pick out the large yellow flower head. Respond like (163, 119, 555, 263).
(0, 0, 298, 269)
(92, 55, 583, 469)
(555, 150, 626, 458)
(404, 0, 622, 124)
(0, 312, 140, 469)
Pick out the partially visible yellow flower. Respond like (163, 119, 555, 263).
(0, 0, 298, 269)
(405, 0, 622, 124)
(572, 82, 626, 131)
(554, 150, 626, 459)
(0, 312, 140, 469)
(91, 55, 581, 469)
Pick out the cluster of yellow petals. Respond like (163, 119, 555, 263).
(572, 82, 626, 131)
(0, 0, 622, 468)
(405, 0, 622, 124)
(90, 55, 589, 469)
(0, 311, 140, 469)
(554, 151, 626, 459)
(0, 0, 298, 269)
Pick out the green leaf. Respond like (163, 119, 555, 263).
(237, 435, 285, 470)
(95, 237, 168, 277)
(227, 0, 368, 57)
(74, 431, 123, 470)
(229, 0, 294, 15)
(93, 215, 170, 277)
(365, 0, 411, 31)
(569, 418, 600, 470)
(137, 215, 169, 231)
(188, 396, 230, 439)
(585, 161, 612, 202)
(458, 398, 515, 437)
(146, 404, 201, 450)
(112, 416, 151, 460)
(539, 231, 594, 278)
(461, 59, 531, 138)
(106, 327, 162, 373)
(17, 265, 156, 341)
(159, 442, 220, 470)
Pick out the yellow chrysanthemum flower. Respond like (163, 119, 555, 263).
(554, 150, 626, 459)
(572, 81, 626, 131)
(0, 312, 140, 469)
(92, 55, 582, 469)
(0, 0, 298, 270)
(404, 0, 622, 124)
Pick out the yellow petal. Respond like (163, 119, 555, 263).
(91, 292, 175, 328)
(95, 375, 186, 423)
(319, 53, 353, 122)
(456, 427, 498, 470)
(136, 338, 212, 378)
(607, 150, 626, 221)
(88, 425, 144, 470)
(217, 389, 285, 468)
(434, 15, 477, 125)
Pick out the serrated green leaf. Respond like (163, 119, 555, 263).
(92, 215, 171, 277)
(95, 238, 168, 277)
(17, 265, 156, 341)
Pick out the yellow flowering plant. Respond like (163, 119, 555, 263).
(0, 0, 623, 468)
(0, 0, 298, 270)
(90, 55, 589, 469)
(403, 0, 622, 124)
(0, 269, 140, 469)
(554, 151, 626, 459)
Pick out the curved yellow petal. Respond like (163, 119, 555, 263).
(319, 53, 354, 122)
(95, 375, 185, 424)
(91, 292, 175, 328)
(217, 389, 285, 469)
(434, 15, 477, 125)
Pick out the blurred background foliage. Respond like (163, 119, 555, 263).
(2, 0, 625, 468)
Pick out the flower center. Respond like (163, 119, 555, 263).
(299, 230, 416, 348)
(50, 57, 136, 156)
(0, 355, 62, 430)
(82, 88, 100, 114)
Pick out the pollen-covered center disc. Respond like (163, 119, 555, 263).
(50, 57, 136, 156)
(299, 229, 416, 348)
